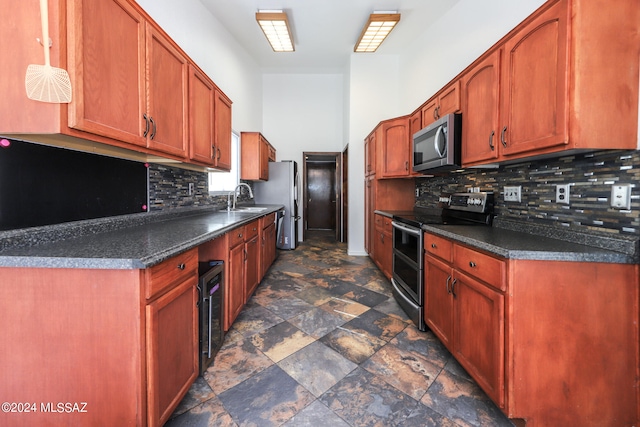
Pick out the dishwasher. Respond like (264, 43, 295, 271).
(197, 261, 224, 375)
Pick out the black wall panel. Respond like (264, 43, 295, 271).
(0, 140, 148, 230)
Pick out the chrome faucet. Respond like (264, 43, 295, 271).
(227, 183, 254, 211)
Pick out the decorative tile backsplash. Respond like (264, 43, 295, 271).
(148, 164, 252, 210)
(415, 150, 640, 236)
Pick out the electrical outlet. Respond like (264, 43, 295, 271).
(611, 184, 632, 209)
(188, 183, 194, 195)
(556, 184, 570, 204)
(504, 186, 521, 202)
(415, 188, 420, 197)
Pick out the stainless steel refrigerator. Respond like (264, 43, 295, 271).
(253, 161, 299, 250)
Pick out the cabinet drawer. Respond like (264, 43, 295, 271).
(425, 233, 453, 263)
(454, 244, 505, 291)
(262, 212, 276, 227)
(244, 221, 259, 241)
(228, 227, 245, 248)
(145, 248, 198, 300)
(374, 214, 384, 229)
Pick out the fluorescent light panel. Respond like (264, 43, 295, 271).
(354, 13, 401, 53)
(256, 11, 294, 52)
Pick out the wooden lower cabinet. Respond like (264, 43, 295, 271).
(423, 232, 639, 426)
(0, 248, 199, 427)
(244, 222, 260, 301)
(198, 215, 278, 332)
(146, 276, 198, 427)
(260, 214, 277, 280)
(372, 214, 392, 279)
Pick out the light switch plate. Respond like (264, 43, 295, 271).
(504, 186, 521, 202)
(611, 184, 632, 209)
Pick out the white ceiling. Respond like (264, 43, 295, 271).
(198, 0, 461, 73)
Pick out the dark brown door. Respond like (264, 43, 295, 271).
(306, 161, 336, 230)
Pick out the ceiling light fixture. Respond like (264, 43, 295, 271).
(256, 10, 294, 52)
(354, 12, 401, 53)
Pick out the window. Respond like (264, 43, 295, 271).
(208, 131, 240, 193)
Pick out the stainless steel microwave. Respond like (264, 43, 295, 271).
(412, 113, 462, 173)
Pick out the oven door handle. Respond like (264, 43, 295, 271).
(392, 221, 422, 237)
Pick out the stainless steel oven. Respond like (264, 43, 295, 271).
(391, 221, 425, 330)
(390, 192, 494, 332)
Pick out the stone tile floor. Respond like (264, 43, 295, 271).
(166, 231, 514, 427)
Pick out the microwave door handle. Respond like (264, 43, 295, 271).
(434, 125, 447, 158)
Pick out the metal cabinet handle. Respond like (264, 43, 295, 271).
(143, 114, 150, 137)
(431, 243, 437, 249)
(149, 116, 157, 140)
(501, 126, 507, 148)
(244, 249, 247, 261)
(177, 263, 185, 270)
(489, 130, 495, 151)
(217, 148, 221, 160)
(451, 278, 458, 298)
(238, 233, 243, 238)
(405, 161, 409, 171)
(446, 275, 451, 294)
(211, 145, 216, 159)
(433, 107, 438, 120)
(469, 261, 476, 268)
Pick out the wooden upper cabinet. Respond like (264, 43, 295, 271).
(380, 116, 411, 178)
(499, 0, 568, 157)
(241, 132, 274, 181)
(67, 0, 147, 147)
(2, 0, 233, 169)
(187, 69, 232, 170)
(213, 90, 232, 171)
(364, 131, 376, 176)
(461, 51, 501, 166)
(422, 81, 461, 129)
(188, 65, 215, 166)
(145, 24, 188, 157)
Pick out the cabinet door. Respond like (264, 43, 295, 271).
(188, 65, 215, 165)
(461, 51, 501, 165)
(261, 222, 276, 279)
(453, 271, 505, 407)
(380, 117, 410, 177)
(146, 277, 198, 427)
(364, 132, 376, 176)
(226, 242, 245, 329)
(424, 255, 454, 351)
(380, 230, 392, 279)
(244, 235, 260, 301)
(214, 90, 232, 171)
(259, 137, 270, 180)
(67, 0, 147, 147)
(437, 81, 461, 117)
(146, 23, 188, 157)
(364, 177, 374, 254)
(500, 0, 568, 157)
(421, 99, 438, 129)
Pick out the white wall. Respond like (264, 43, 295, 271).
(399, 0, 548, 112)
(262, 74, 345, 240)
(346, 54, 401, 255)
(135, 0, 262, 132)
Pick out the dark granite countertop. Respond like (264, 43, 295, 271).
(0, 205, 283, 269)
(378, 210, 639, 264)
